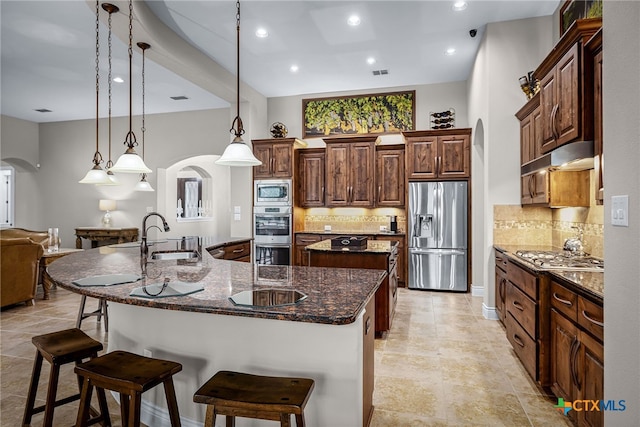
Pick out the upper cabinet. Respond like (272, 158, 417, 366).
(376, 145, 405, 207)
(516, 93, 543, 167)
(587, 29, 603, 205)
(252, 138, 306, 179)
(535, 18, 602, 154)
(296, 148, 326, 208)
(324, 136, 376, 208)
(403, 128, 471, 180)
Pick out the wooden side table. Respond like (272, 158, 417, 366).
(39, 248, 84, 299)
(75, 227, 139, 249)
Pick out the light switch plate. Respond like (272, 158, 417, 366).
(611, 195, 629, 227)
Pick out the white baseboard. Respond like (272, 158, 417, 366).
(482, 303, 499, 320)
(471, 284, 484, 297)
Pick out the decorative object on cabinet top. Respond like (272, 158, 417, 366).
(269, 122, 288, 138)
(429, 108, 455, 129)
(518, 71, 540, 100)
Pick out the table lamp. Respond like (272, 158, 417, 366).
(99, 199, 117, 227)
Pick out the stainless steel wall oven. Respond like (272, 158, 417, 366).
(253, 205, 292, 265)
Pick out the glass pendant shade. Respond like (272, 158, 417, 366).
(109, 147, 152, 173)
(96, 169, 120, 186)
(79, 164, 111, 184)
(134, 174, 154, 192)
(216, 137, 262, 166)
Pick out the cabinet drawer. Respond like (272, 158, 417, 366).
(506, 283, 537, 338)
(578, 297, 604, 342)
(222, 242, 251, 260)
(551, 281, 578, 322)
(507, 261, 537, 299)
(295, 234, 322, 245)
(506, 312, 537, 380)
(495, 252, 508, 272)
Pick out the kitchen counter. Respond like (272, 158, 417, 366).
(298, 230, 405, 237)
(306, 238, 397, 254)
(494, 244, 603, 300)
(47, 236, 383, 426)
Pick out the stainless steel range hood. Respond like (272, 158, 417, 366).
(521, 140, 594, 175)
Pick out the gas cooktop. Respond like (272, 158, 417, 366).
(514, 250, 604, 272)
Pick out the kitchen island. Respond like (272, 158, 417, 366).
(306, 238, 397, 337)
(47, 236, 384, 427)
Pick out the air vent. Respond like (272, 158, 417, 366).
(372, 69, 389, 76)
(34, 108, 52, 113)
(170, 96, 189, 101)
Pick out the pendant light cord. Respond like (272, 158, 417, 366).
(106, 5, 114, 169)
(92, 0, 103, 166)
(230, 0, 244, 138)
(122, 0, 137, 150)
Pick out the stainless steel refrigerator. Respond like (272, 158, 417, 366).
(408, 181, 468, 291)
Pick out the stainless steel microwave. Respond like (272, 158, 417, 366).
(254, 179, 292, 206)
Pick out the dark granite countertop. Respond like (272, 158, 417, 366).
(306, 239, 398, 254)
(47, 237, 384, 325)
(494, 244, 603, 301)
(296, 230, 405, 237)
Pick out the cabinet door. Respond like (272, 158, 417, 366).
(298, 150, 325, 207)
(550, 309, 579, 403)
(377, 235, 406, 286)
(531, 172, 549, 204)
(252, 144, 274, 178)
(579, 331, 604, 427)
(294, 234, 322, 266)
(349, 143, 375, 207)
(532, 105, 543, 161)
(495, 265, 507, 323)
(406, 137, 437, 179)
(521, 174, 533, 205)
(594, 49, 603, 205)
(271, 143, 293, 178)
(520, 113, 534, 166)
(325, 144, 350, 206)
(540, 69, 558, 153)
(376, 148, 405, 207)
(438, 135, 470, 178)
(556, 43, 580, 146)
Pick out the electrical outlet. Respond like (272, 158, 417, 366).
(324, 225, 332, 232)
(143, 349, 152, 358)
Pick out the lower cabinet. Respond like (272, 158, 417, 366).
(375, 234, 406, 287)
(550, 280, 604, 427)
(293, 234, 322, 266)
(208, 240, 251, 262)
(495, 251, 508, 323)
(362, 295, 375, 426)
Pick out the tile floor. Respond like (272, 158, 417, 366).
(1, 286, 572, 426)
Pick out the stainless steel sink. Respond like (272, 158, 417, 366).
(151, 250, 199, 260)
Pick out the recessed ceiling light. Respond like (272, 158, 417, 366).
(255, 28, 268, 38)
(445, 48, 456, 56)
(367, 57, 376, 65)
(347, 15, 361, 26)
(113, 77, 124, 83)
(453, 1, 468, 11)
(290, 65, 299, 73)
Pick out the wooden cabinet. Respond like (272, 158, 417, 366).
(296, 149, 325, 207)
(495, 251, 508, 324)
(376, 234, 406, 287)
(252, 138, 306, 179)
(307, 242, 398, 337)
(293, 233, 322, 266)
(535, 18, 601, 154)
(375, 145, 405, 207)
(403, 128, 471, 180)
(521, 170, 590, 207)
(362, 295, 375, 426)
(588, 29, 603, 205)
(550, 280, 604, 427)
(324, 136, 375, 207)
(516, 93, 542, 167)
(208, 240, 251, 262)
(504, 260, 550, 385)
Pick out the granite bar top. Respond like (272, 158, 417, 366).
(47, 237, 384, 325)
(494, 244, 603, 301)
(297, 230, 405, 237)
(306, 239, 397, 254)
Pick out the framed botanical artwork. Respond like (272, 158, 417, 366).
(302, 90, 415, 138)
(560, 0, 602, 36)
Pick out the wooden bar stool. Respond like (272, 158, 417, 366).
(22, 328, 110, 427)
(193, 371, 315, 427)
(75, 350, 182, 427)
(76, 296, 109, 332)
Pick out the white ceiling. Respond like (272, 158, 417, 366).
(1, 0, 560, 124)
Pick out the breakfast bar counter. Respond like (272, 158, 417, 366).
(47, 236, 384, 427)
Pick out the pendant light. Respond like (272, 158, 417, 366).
(215, 0, 262, 167)
(110, 0, 152, 174)
(97, 2, 120, 186)
(134, 42, 154, 192)
(79, 0, 111, 184)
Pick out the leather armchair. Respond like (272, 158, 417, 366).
(1, 229, 47, 307)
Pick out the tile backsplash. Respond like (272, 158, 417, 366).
(494, 204, 604, 258)
(302, 208, 406, 234)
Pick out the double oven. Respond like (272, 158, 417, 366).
(253, 179, 292, 265)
